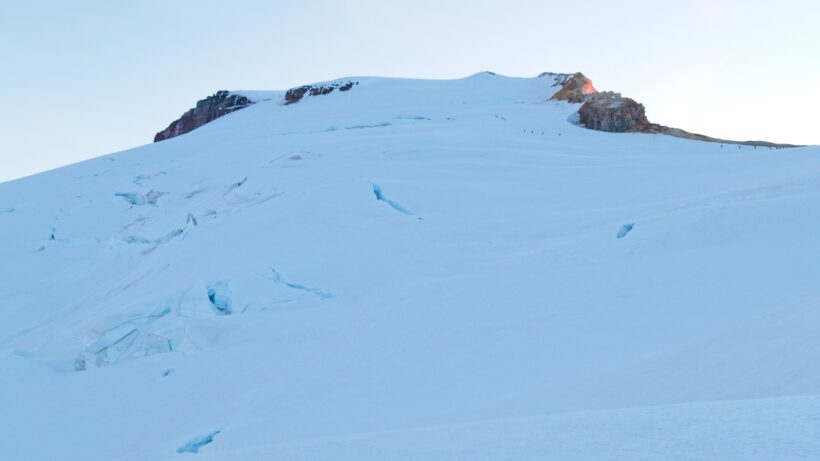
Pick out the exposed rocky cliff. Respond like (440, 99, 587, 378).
(549, 72, 798, 147)
(578, 92, 651, 133)
(284, 81, 357, 104)
(154, 91, 255, 142)
(547, 72, 598, 103)
(549, 74, 652, 133)
(154, 81, 358, 143)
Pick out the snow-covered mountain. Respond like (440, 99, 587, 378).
(2, 72, 819, 460)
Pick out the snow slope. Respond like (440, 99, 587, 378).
(1, 72, 819, 460)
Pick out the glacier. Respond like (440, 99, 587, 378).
(1, 72, 819, 459)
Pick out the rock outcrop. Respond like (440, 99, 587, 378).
(154, 81, 358, 142)
(578, 92, 651, 133)
(152, 74, 798, 148)
(548, 72, 798, 147)
(548, 73, 650, 133)
(154, 91, 254, 142)
(548, 72, 598, 103)
(284, 81, 357, 104)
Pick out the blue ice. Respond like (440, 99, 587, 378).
(371, 183, 413, 215)
(176, 430, 221, 454)
(617, 223, 635, 239)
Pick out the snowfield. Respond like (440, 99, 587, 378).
(1, 72, 819, 460)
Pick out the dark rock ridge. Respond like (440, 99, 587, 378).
(154, 81, 357, 142)
(548, 74, 650, 133)
(154, 91, 254, 142)
(546, 72, 598, 103)
(549, 72, 799, 147)
(578, 92, 650, 133)
(284, 81, 357, 104)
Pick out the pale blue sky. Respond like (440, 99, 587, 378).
(1, 0, 818, 182)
